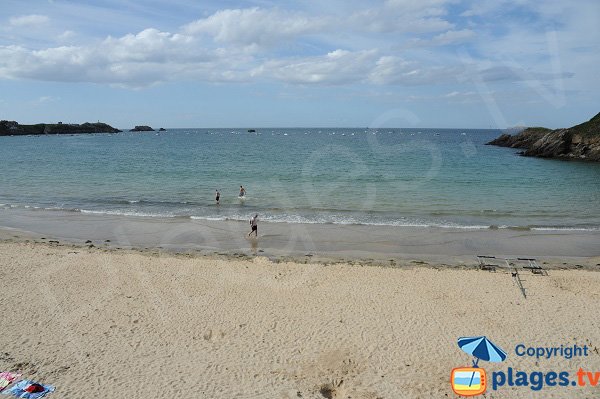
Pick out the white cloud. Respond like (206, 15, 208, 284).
(442, 90, 478, 102)
(0, 28, 251, 88)
(349, 0, 456, 33)
(9, 14, 49, 27)
(431, 29, 475, 45)
(254, 49, 378, 85)
(0, 27, 492, 89)
(369, 56, 461, 85)
(183, 8, 327, 50)
(0, 1, 591, 96)
(404, 29, 475, 47)
(100, 29, 199, 63)
(405, 90, 479, 102)
(473, 64, 573, 83)
(31, 95, 60, 105)
(254, 50, 468, 87)
(57, 30, 75, 41)
(460, 0, 533, 17)
(0, 3, 469, 88)
(384, 0, 453, 16)
(369, 56, 417, 84)
(350, 10, 452, 34)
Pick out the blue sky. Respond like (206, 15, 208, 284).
(0, 0, 598, 128)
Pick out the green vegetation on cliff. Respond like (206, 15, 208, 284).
(569, 112, 600, 137)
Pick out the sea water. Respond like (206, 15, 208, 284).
(1, 128, 600, 230)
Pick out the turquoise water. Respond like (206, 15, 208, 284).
(1, 128, 600, 230)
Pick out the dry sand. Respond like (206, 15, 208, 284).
(1, 241, 599, 398)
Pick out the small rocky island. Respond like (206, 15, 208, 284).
(129, 125, 155, 132)
(0, 120, 121, 136)
(487, 112, 600, 161)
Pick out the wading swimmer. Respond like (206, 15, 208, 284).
(215, 189, 220, 205)
(248, 214, 258, 237)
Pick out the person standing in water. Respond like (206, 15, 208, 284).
(239, 185, 246, 198)
(248, 214, 258, 237)
(215, 189, 220, 205)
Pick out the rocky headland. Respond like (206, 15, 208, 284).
(0, 120, 121, 136)
(487, 112, 600, 161)
(129, 125, 154, 132)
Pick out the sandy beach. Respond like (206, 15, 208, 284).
(3, 0, 599, 397)
(1, 237, 599, 398)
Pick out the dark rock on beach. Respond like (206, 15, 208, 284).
(487, 112, 600, 161)
(129, 125, 155, 132)
(0, 120, 121, 136)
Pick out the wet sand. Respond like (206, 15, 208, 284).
(1, 208, 600, 267)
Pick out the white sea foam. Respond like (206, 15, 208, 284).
(4, 204, 599, 231)
(80, 209, 177, 218)
(191, 214, 491, 230)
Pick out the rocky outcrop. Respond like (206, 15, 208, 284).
(487, 112, 600, 161)
(0, 120, 121, 136)
(129, 125, 154, 132)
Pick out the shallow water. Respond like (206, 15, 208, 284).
(1, 128, 600, 230)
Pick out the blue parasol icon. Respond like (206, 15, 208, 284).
(458, 336, 507, 387)
(458, 336, 507, 366)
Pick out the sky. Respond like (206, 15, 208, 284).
(0, 0, 598, 129)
